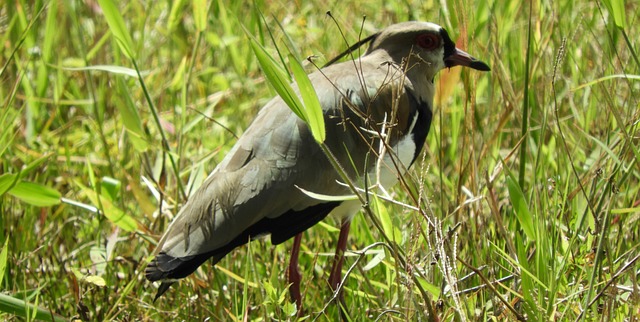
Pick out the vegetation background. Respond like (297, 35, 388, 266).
(1, 0, 638, 320)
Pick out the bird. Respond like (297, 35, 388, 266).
(145, 21, 490, 304)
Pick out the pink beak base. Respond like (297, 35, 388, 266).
(445, 47, 490, 71)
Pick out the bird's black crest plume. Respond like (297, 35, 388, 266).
(322, 12, 377, 68)
(322, 33, 378, 68)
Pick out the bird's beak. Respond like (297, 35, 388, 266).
(445, 47, 490, 71)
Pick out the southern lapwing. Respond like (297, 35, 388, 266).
(145, 21, 490, 304)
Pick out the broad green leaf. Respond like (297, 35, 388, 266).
(76, 181, 138, 232)
(0, 157, 53, 198)
(100, 176, 121, 202)
(372, 195, 403, 243)
(414, 275, 440, 297)
(0, 293, 66, 322)
(247, 35, 306, 121)
(506, 175, 536, 241)
(8, 181, 61, 207)
(289, 54, 325, 143)
(602, 0, 627, 29)
(116, 77, 149, 152)
(89, 192, 137, 232)
(93, 192, 137, 232)
(96, 0, 136, 59)
(283, 301, 297, 317)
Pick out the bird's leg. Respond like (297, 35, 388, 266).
(329, 220, 351, 320)
(328, 220, 351, 292)
(288, 232, 303, 309)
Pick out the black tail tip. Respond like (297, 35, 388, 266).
(146, 255, 175, 302)
(153, 282, 175, 302)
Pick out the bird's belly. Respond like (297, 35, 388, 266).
(371, 134, 416, 188)
(329, 134, 416, 221)
(329, 199, 362, 221)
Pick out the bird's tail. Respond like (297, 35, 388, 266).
(145, 251, 214, 300)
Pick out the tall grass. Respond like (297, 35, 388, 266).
(1, 0, 638, 320)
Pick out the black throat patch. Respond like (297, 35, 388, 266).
(406, 91, 433, 165)
(440, 28, 456, 61)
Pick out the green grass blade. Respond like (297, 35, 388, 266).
(60, 64, 141, 77)
(519, 0, 533, 189)
(241, 239, 251, 321)
(506, 174, 536, 241)
(247, 35, 306, 121)
(116, 77, 149, 152)
(296, 185, 358, 201)
(192, 0, 208, 32)
(0, 107, 20, 157)
(371, 194, 402, 243)
(571, 74, 640, 91)
(602, 0, 627, 29)
(0, 238, 7, 286)
(288, 54, 325, 143)
(96, 0, 136, 59)
(20, 154, 53, 179)
(0, 293, 66, 322)
(167, 0, 188, 32)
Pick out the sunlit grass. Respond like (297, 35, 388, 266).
(1, 0, 639, 320)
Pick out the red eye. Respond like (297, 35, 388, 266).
(417, 33, 440, 50)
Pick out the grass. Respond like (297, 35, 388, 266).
(1, 0, 639, 320)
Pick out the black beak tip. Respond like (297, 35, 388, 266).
(444, 47, 491, 72)
(470, 60, 491, 72)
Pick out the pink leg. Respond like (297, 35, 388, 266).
(328, 221, 351, 292)
(288, 233, 303, 308)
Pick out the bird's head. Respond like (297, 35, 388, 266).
(366, 21, 490, 82)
